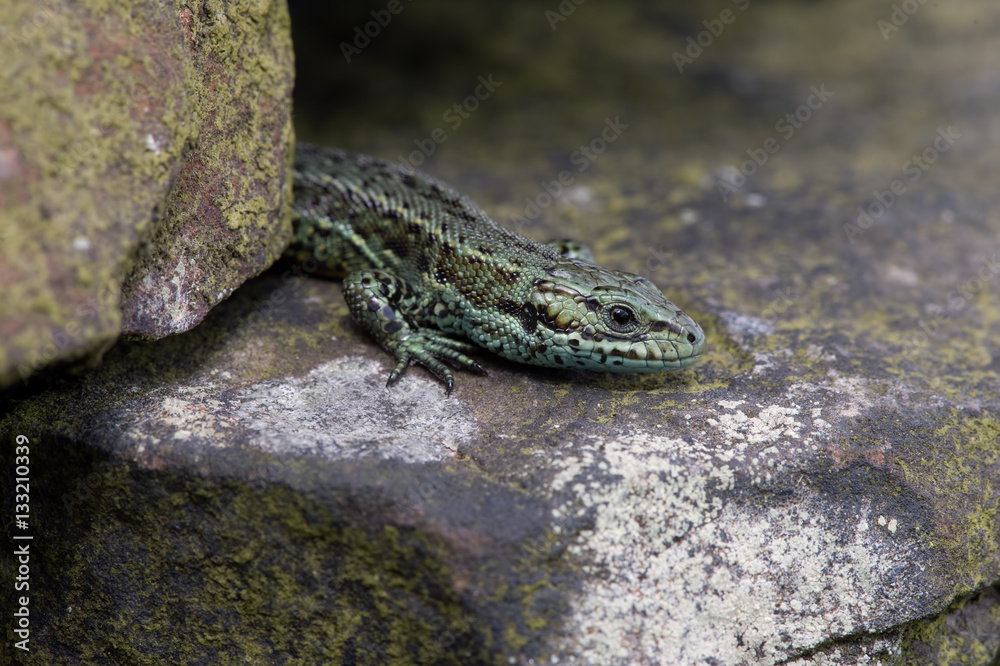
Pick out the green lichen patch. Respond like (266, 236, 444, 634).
(896, 412, 1000, 595)
(120, 0, 296, 339)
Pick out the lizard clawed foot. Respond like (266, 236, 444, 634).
(385, 332, 487, 394)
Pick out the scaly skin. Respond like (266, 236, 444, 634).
(287, 143, 705, 392)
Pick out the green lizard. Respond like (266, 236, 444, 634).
(287, 143, 705, 393)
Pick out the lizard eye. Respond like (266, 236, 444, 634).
(606, 305, 638, 332)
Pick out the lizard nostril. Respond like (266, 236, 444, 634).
(687, 331, 697, 344)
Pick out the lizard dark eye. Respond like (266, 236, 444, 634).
(607, 305, 637, 332)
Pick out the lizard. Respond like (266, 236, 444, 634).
(286, 143, 705, 393)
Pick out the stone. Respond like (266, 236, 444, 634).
(0, 0, 294, 387)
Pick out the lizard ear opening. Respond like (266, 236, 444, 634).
(520, 302, 538, 334)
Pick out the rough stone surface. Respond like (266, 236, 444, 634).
(3, 0, 1000, 664)
(0, 0, 294, 387)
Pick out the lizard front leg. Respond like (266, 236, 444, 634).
(342, 270, 487, 393)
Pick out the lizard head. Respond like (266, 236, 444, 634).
(522, 258, 705, 372)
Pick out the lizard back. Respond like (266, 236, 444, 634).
(289, 143, 560, 311)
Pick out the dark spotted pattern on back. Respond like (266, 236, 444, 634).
(497, 298, 521, 318)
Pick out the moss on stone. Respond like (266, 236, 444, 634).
(12, 451, 495, 665)
(893, 412, 1000, 595)
(899, 586, 1000, 665)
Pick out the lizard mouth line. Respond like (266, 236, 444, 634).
(556, 338, 704, 372)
